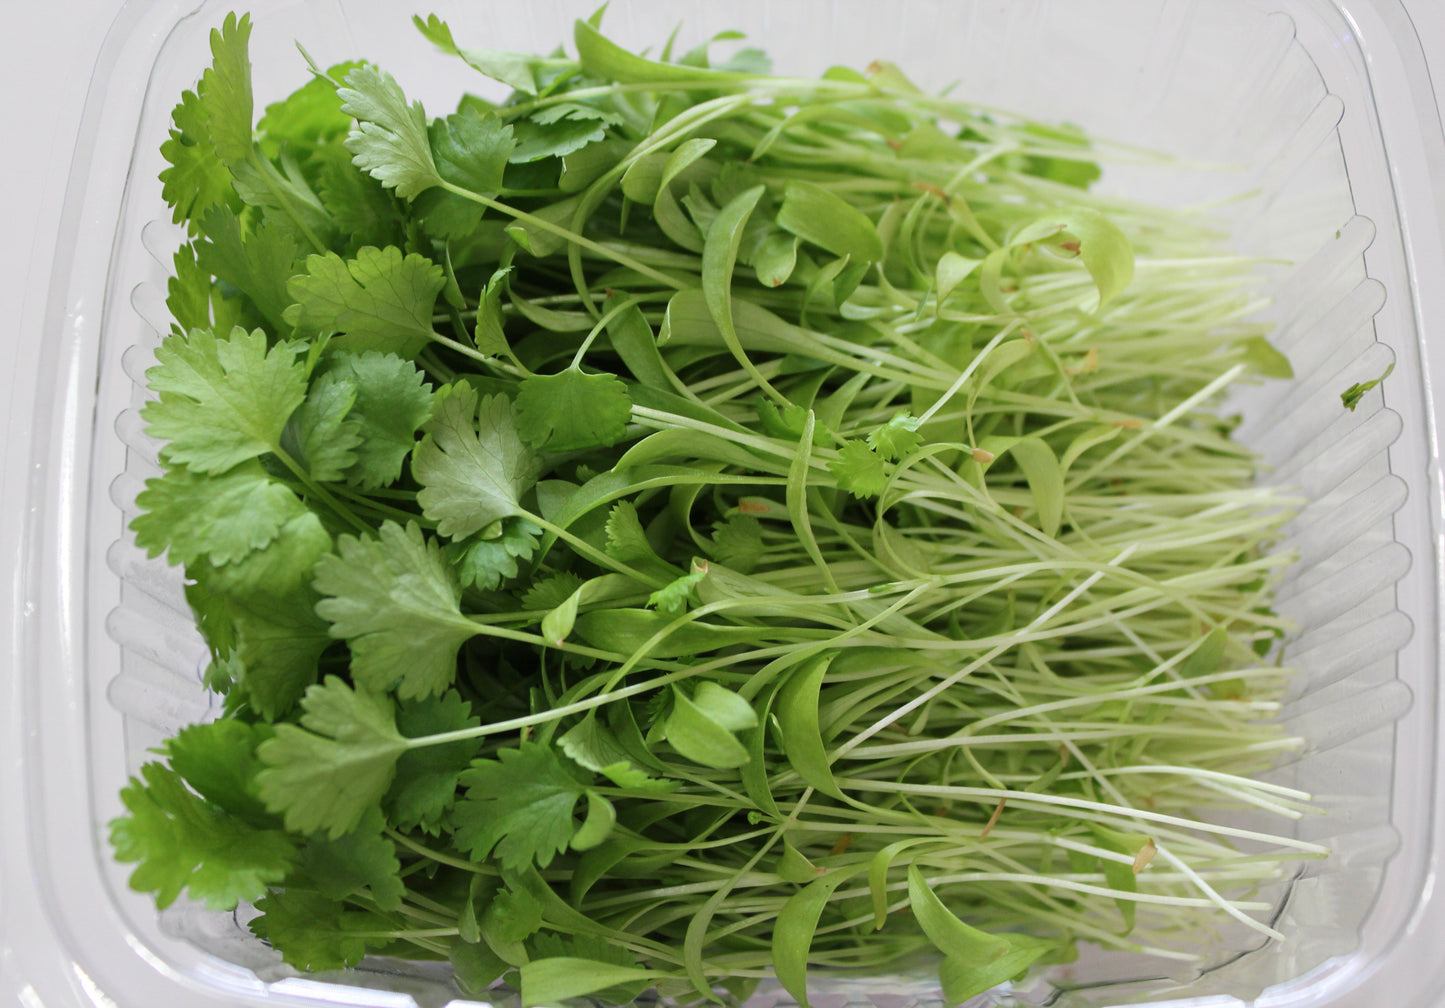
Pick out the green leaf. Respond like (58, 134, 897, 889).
(248, 889, 390, 972)
(194, 206, 300, 334)
(828, 439, 889, 499)
(604, 500, 659, 564)
(647, 565, 706, 616)
(558, 715, 676, 793)
(161, 719, 275, 821)
(197, 12, 254, 166)
(385, 690, 482, 831)
(313, 521, 478, 700)
(413, 14, 550, 94)
(777, 180, 883, 263)
(159, 89, 235, 231)
(295, 806, 405, 911)
(256, 676, 408, 837)
(663, 683, 754, 768)
(141, 326, 307, 474)
(432, 105, 515, 193)
(540, 582, 585, 646)
(449, 517, 541, 591)
(571, 791, 617, 850)
(1085, 823, 1154, 931)
(690, 681, 758, 732)
(283, 370, 362, 482)
(451, 939, 511, 996)
(413, 381, 540, 540)
(753, 231, 799, 287)
(228, 156, 334, 252)
(284, 246, 445, 358)
(867, 412, 923, 461)
(454, 742, 587, 871)
(131, 460, 306, 566)
(256, 62, 358, 156)
(1008, 436, 1065, 537)
(514, 368, 633, 452)
(772, 869, 861, 1008)
(519, 957, 658, 1008)
(776, 654, 843, 800)
(1240, 336, 1293, 380)
(706, 515, 765, 573)
(1015, 206, 1134, 310)
(522, 571, 586, 611)
(510, 102, 621, 163)
(110, 761, 296, 911)
(573, 606, 748, 658)
(319, 350, 435, 488)
(574, 18, 751, 85)
(907, 866, 1054, 1004)
(421, 107, 516, 236)
(473, 266, 513, 358)
(1341, 362, 1394, 411)
(339, 63, 441, 199)
(227, 588, 333, 720)
(936, 250, 982, 302)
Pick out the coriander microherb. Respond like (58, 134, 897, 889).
(114, 10, 1310, 1007)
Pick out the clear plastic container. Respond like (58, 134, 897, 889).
(9, 0, 1445, 1006)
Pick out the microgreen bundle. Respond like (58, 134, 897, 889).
(111, 11, 1313, 1007)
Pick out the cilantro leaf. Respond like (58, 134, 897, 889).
(453, 742, 587, 871)
(472, 266, 513, 358)
(295, 807, 405, 911)
(228, 156, 335, 251)
(248, 889, 392, 971)
(648, 565, 706, 616)
(161, 718, 276, 821)
(257, 62, 358, 157)
(318, 351, 434, 488)
(110, 762, 296, 911)
(521, 571, 586, 611)
(166, 242, 221, 334)
(449, 516, 541, 591)
(228, 587, 333, 720)
(256, 676, 408, 837)
(141, 326, 307, 474)
(198, 511, 332, 600)
(313, 521, 478, 700)
(509, 103, 622, 164)
(197, 12, 254, 166)
(131, 460, 307, 566)
(194, 206, 301, 334)
(605, 500, 665, 565)
(828, 439, 890, 498)
(284, 246, 446, 358)
(867, 412, 923, 461)
(706, 515, 765, 573)
(413, 381, 540, 540)
(420, 106, 515, 237)
(339, 63, 442, 200)
(281, 370, 362, 482)
(316, 142, 410, 253)
(514, 368, 633, 452)
(159, 88, 236, 232)
(385, 690, 482, 832)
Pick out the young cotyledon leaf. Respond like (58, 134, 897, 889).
(117, 9, 1317, 1003)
